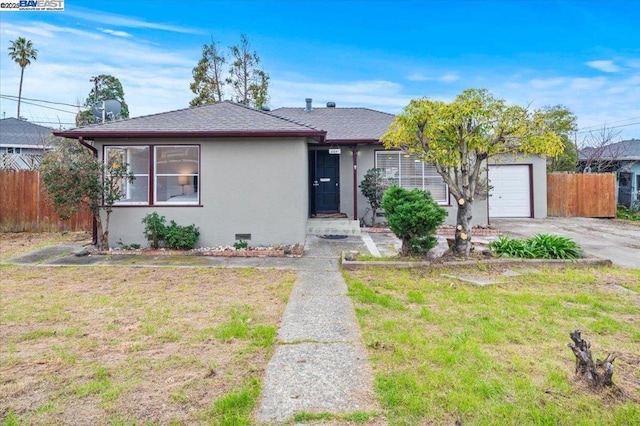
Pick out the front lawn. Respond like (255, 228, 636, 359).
(1, 264, 295, 424)
(345, 266, 640, 425)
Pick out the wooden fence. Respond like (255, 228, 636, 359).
(547, 172, 616, 218)
(0, 170, 92, 232)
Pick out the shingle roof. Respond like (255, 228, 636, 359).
(54, 101, 325, 141)
(579, 139, 640, 161)
(270, 106, 395, 142)
(0, 118, 53, 147)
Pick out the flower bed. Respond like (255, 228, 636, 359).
(99, 244, 304, 258)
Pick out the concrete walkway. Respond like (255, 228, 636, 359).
(255, 235, 381, 423)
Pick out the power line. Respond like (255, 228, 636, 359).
(1, 94, 80, 108)
(577, 116, 640, 132)
(0, 95, 78, 115)
(576, 121, 640, 135)
(25, 120, 76, 126)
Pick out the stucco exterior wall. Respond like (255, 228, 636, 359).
(95, 137, 309, 248)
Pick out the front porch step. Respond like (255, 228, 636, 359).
(307, 219, 361, 236)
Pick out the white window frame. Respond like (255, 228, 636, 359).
(153, 145, 200, 206)
(105, 146, 150, 206)
(375, 150, 449, 205)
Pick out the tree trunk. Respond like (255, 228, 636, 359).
(94, 211, 110, 251)
(17, 67, 24, 119)
(453, 197, 472, 256)
(568, 329, 616, 388)
(400, 238, 409, 257)
(371, 208, 377, 226)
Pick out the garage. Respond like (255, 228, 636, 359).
(488, 164, 532, 218)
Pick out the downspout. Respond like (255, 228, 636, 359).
(78, 136, 98, 245)
(352, 145, 358, 221)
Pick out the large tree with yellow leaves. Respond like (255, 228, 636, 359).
(382, 88, 570, 256)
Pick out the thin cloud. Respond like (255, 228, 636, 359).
(406, 72, 459, 83)
(529, 77, 566, 89)
(100, 28, 132, 38)
(585, 60, 621, 73)
(65, 7, 203, 35)
(270, 78, 412, 111)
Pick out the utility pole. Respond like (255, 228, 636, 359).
(90, 76, 104, 123)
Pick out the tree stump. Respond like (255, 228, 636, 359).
(568, 329, 616, 388)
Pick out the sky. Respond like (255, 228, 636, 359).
(1, 0, 639, 142)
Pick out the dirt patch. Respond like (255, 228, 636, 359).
(0, 231, 90, 261)
(0, 264, 296, 424)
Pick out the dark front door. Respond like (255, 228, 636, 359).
(311, 150, 340, 213)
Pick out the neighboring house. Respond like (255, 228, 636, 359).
(0, 117, 55, 170)
(55, 100, 548, 248)
(579, 139, 640, 208)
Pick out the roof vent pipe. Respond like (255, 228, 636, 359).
(326, 102, 336, 108)
(305, 98, 312, 112)
(261, 105, 271, 111)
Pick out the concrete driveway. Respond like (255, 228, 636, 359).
(491, 217, 640, 268)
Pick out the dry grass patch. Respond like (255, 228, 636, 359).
(346, 266, 640, 425)
(1, 265, 295, 424)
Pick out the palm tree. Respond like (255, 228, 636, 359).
(8, 37, 38, 120)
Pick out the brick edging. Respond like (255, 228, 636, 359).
(342, 257, 613, 271)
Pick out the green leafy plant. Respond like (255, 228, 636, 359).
(233, 240, 249, 250)
(163, 220, 200, 250)
(141, 212, 166, 249)
(116, 239, 129, 250)
(489, 233, 581, 260)
(359, 168, 392, 226)
(617, 206, 640, 221)
(381, 186, 446, 256)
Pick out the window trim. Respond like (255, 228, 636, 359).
(153, 145, 200, 206)
(102, 143, 201, 207)
(375, 149, 450, 205)
(105, 145, 150, 206)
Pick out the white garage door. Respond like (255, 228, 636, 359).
(488, 165, 531, 218)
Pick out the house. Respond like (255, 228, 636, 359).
(55, 100, 548, 248)
(579, 139, 640, 208)
(0, 117, 55, 170)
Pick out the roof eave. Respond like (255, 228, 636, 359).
(323, 139, 382, 145)
(53, 130, 326, 143)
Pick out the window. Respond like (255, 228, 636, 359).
(106, 146, 149, 204)
(154, 146, 199, 204)
(375, 150, 449, 204)
(7, 147, 22, 154)
(103, 144, 199, 206)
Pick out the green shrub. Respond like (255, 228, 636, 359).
(233, 240, 249, 250)
(359, 168, 392, 226)
(141, 213, 199, 250)
(489, 233, 581, 260)
(381, 186, 447, 256)
(141, 212, 166, 249)
(617, 206, 640, 221)
(163, 220, 200, 250)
